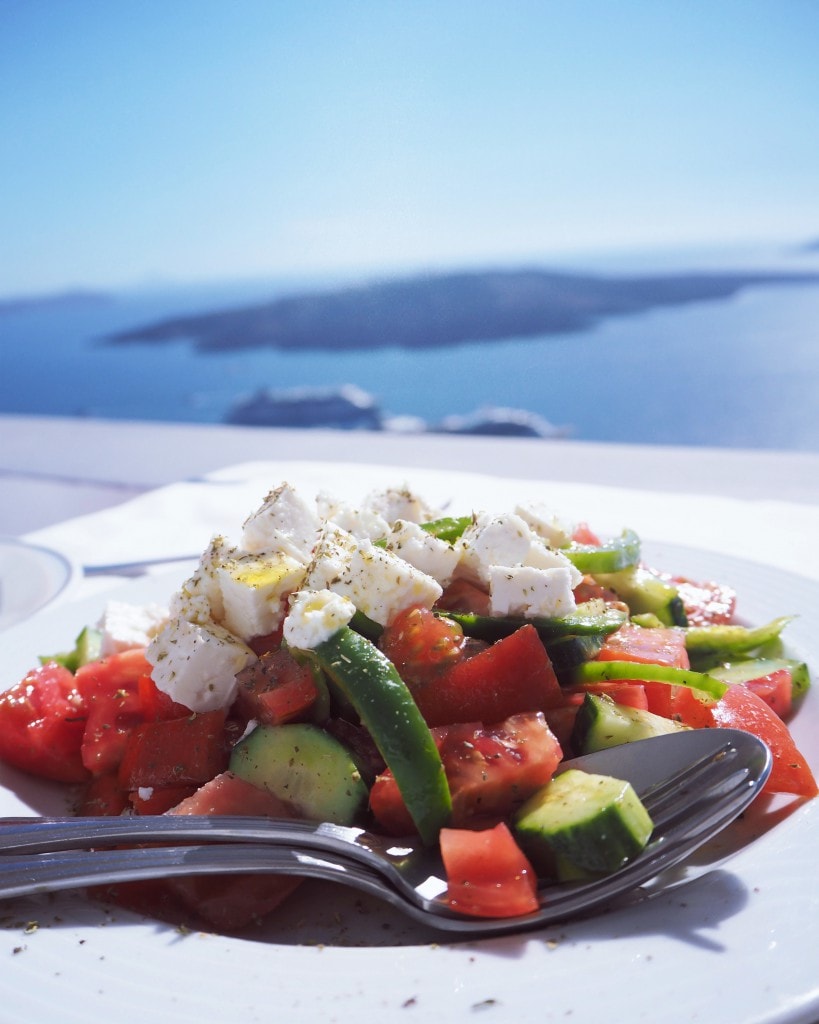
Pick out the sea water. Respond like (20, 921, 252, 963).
(2, 257, 819, 451)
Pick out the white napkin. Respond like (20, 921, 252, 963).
(23, 461, 819, 609)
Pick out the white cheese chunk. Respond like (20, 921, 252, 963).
(241, 482, 320, 560)
(146, 618, 256, 712)
(217, 552, 307, 641)
(283, 589, 356, 650)
(385, 519, 460, 586)
(316, 491, 391, 540)
(170, 535, 234, 625)
(488, 565, 578, 618)
(456, 511, 583, 589)
(305, 523, 442, 625)
(515, 501, 573, 549)
(361, 485, 443, 526)
(97, 600, 169, 656)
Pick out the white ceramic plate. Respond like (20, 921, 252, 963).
(0, 538, 76, 631)
(0, 533, 817, 1021)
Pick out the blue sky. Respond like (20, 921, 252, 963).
(2, 0, 818, 296)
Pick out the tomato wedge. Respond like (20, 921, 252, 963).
(370, 711, 562, 833)
(118, 710, 229, 791)
(413, 623, 563, 726)
(440, 822, 539, 918)
(78, 650, 189, 776)
(596, 624, 690, 668)
(710, 685, 817, 798)
(0, 662, 89, 782)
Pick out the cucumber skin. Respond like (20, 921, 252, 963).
(563, 528, 641, 574)
(592, 566, 688, 627)
(571, 692, 688, 755)
(229, 723, 368, 825)
(311, 627, 452, 844)
(514, 769, 654, 875)
(711, 657, 810, 697)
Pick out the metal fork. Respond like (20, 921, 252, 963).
(0, 729, 771, 936)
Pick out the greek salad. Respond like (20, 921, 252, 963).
(0, 482, 815, 930)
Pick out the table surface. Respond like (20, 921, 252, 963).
(3, 413, 819, 537)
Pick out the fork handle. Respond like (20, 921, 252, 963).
(0, 842, 385, 902)
(0, 814, 354, 855)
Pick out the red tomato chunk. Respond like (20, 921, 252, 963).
(0, 662, 89, 783)
(370, 711, 562, 834)
(381, 607, 563, 727)
(710, 684, 817, 798)
(596, 624, 690, 669)
(440, 822, 539, 918)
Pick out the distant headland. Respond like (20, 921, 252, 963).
(102, 267, 819, 354)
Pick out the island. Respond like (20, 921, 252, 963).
(103, 266, 819, 354)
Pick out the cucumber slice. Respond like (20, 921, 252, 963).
(563, 528, 641, 574)
(572, 692, 689, 754)
(229, 722, 368, 825)
(513, 768, 654, 875)
(41, 626, 103, 672)
(592, 566, 688, 626)
(546, 634, 606, 681)
(309, 626, 452, 844)
(710, 657, 810, 697)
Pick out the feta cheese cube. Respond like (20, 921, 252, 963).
(456, 511, 582, 589)
(217, 552, 307, 641)
(241, 483, 320, 560)
(316, 491, 391, 540)
(97, 600, 169, 656)
(283, 589, 356, 650)
(170, 535, 234, 625)
(361, 485, 443, 526)
(305, 523, 442, 625)
(147, 618, 257, 712)
(488, 565, 578, 618)
(515, 502, 573, 549)
(385, 519, 460, 586)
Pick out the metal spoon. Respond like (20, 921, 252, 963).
(0, 729, 771, 936)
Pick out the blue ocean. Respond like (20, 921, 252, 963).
(3, 247, 819, 452)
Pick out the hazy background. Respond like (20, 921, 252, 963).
(2, 1, 818, 449)
(3, 0, 818, 295)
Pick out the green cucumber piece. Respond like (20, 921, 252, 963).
(229, 723, 368, 824)
(40, 626, 103, 672)
(546, 634, 607, 681)
(308, 626, 452, 844)
(574, 659, 728, 699)
(592, 566, 688, 627)
(710, 657, 810, 697)
(563, 528, 641, 574)
(571, 692, 689, 754)
(513, 768, 654, 875)
(438, 601, 627, 644)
